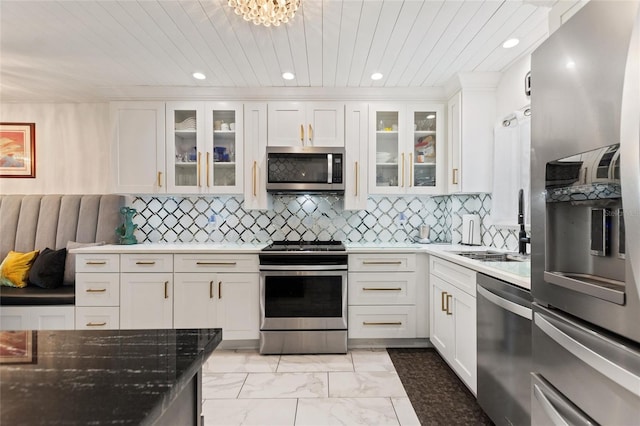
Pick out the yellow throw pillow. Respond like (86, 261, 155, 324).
(0, 250, 39, 288)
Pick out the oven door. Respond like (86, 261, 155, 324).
(260, 269, 347, 330)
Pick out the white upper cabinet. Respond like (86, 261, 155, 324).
(243, 103, 271, 210)
(343, 103, 368, 210)
(111, 102, 166, 194)
(369, 103, 445, 195)
(447, 89, 496, 194)
(166, 101, 243, 194)
(268, 102, 345, 147)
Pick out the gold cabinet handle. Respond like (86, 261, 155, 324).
(363, 321, 403, 326)
(196, 261, 237, 266)
(86, 322, 107, 327)
(409, 153, 413, 187)
(300, 124, 304, 145)
(86, 261, 106, 265)
(218, 281, 222, 299)
(401, 152, 405, 187)
(209, 280, 214, 299)
(197, 152, 202, 187)
(252, 161, 257, 197)
(164, 281, 169, 299)
(452, 168, 459, 185)
(446, 294, 453, 315)
(135, 261, 156, 265)
(355, 161, 359, 197)
(206, 152, 210, 188)
(157, 171, 163, 188)
(86, 288, 107, 293)
(362, 261, 402, 265)
(308, 124, 313, 143)
(441, 291, 448, 312)
(362, 287, 402, 291)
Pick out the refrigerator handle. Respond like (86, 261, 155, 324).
(533, 384, 571, 426)
(535, 312, 640, 397)
(477, 285, 532, 319)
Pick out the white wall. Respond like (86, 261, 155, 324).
(495, 55, 531, 122)
(0, 103, 111, 194)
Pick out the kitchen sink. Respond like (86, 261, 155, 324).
(453, 250, 530, 262)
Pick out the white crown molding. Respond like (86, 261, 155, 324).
(94, 85, 448, 103)
(444, 72, 502, 99)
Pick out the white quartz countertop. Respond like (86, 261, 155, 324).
(72, 241, 530, 290)
(70, 242, 268, 254)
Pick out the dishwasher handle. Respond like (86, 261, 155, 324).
(477, 284, 532, 320)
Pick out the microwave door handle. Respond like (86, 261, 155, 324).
(327, 154, 333, 184)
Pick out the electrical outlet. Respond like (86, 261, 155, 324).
(397, 212, 407, 225)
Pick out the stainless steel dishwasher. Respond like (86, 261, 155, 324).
(477, 273, 533, 426)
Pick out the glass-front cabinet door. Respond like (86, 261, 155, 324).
(407, 104, 444, 194)
(205, 102, 243, 194)
(370, 107, 404, 194)
(166, 102, 243, 194)
(166, 102, 204, 194)
(369, 104, 444, 195)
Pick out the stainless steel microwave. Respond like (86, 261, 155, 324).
(266, 146, 345, 193)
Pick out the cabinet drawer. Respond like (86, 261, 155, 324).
(75, 307, 120, 330)
(348, 272, 416, 305)
(348, 306, 416, 339)
(174, 254, 258, 273)
(430, 256, 476, 296)
(75, 273, 120, 306)
(75, 254, 119, 273)
(348, 253, 416, 272)
(121, 254, 173, 273)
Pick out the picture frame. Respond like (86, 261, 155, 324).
(0, 122, 36, 178)
(0, 331, 37, 364)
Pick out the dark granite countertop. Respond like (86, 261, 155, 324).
(0, 328, 222, 425)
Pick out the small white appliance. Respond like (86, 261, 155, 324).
(461, 214, 481, 245)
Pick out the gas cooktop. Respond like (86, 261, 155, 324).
(261, 240, 346, 252)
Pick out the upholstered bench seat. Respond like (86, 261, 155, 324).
(0, 285, 75, 305)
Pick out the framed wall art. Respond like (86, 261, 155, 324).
(0, 122, 36, 178)
(0, 331, 37, 364)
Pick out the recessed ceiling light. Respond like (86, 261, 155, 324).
(192, 72, 206, 80)
(502, 38, 520, 49)
(371, 72, 383, 81)
(566, 60, 576, 69)
(282, 72, 295, 80)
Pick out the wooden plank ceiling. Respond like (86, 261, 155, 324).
(0, 0, 564, 102)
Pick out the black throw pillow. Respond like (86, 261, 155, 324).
(28, 248, 67, 289)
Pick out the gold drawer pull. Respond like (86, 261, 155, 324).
(164, 281, 169, 299)
(210, 281, 214, 299)
(196, 261, 237, 266)
(86, 261, 107, 265)
(136, 261, 156, 265)
(441, 291, 448, 312)
(446, 294, 453, 315)
(86, 322, 107, 327)
(86, 288, 107, 293)
(157, 171, 163, 188)
(363, 321, 403, 326)
(218, 281, 222, 299)
(362, 261, 402, 265)
(362, 287, 402, 291)
(452, 168, 459, 185)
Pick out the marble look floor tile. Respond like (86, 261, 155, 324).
(351, 349, 396, 372)
(391, 397, 421, 426)
(277, 354, 354, 372)
(295, 398, 399, 426)
(328, 372, 407, 398)
(239, 372, 328, 398)
(202, 373, 246, 399)
(203, 349, 279, 373)
(202, 398, 297, 426)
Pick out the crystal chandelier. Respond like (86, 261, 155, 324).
(228, 0, 300, 27)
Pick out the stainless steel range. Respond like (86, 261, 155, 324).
(259, 240, 348, 354)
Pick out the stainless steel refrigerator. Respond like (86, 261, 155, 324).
(531, 1, 640, 424)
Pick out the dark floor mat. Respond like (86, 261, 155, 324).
(387, 348, 493, 426)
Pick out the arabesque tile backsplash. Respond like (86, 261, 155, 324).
(128, 194, 520, 251)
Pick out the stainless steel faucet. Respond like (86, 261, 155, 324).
(518, 189, 530, 255)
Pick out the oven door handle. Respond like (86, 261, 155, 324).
(259, 265, 347, 271)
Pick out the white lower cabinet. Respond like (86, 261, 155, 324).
(120, 272, 173, 329)
(348, 253, 421, 339)
(173, 274, 218, 329)
(429, 256, 477, 394)
(0, 306, 75, 330)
